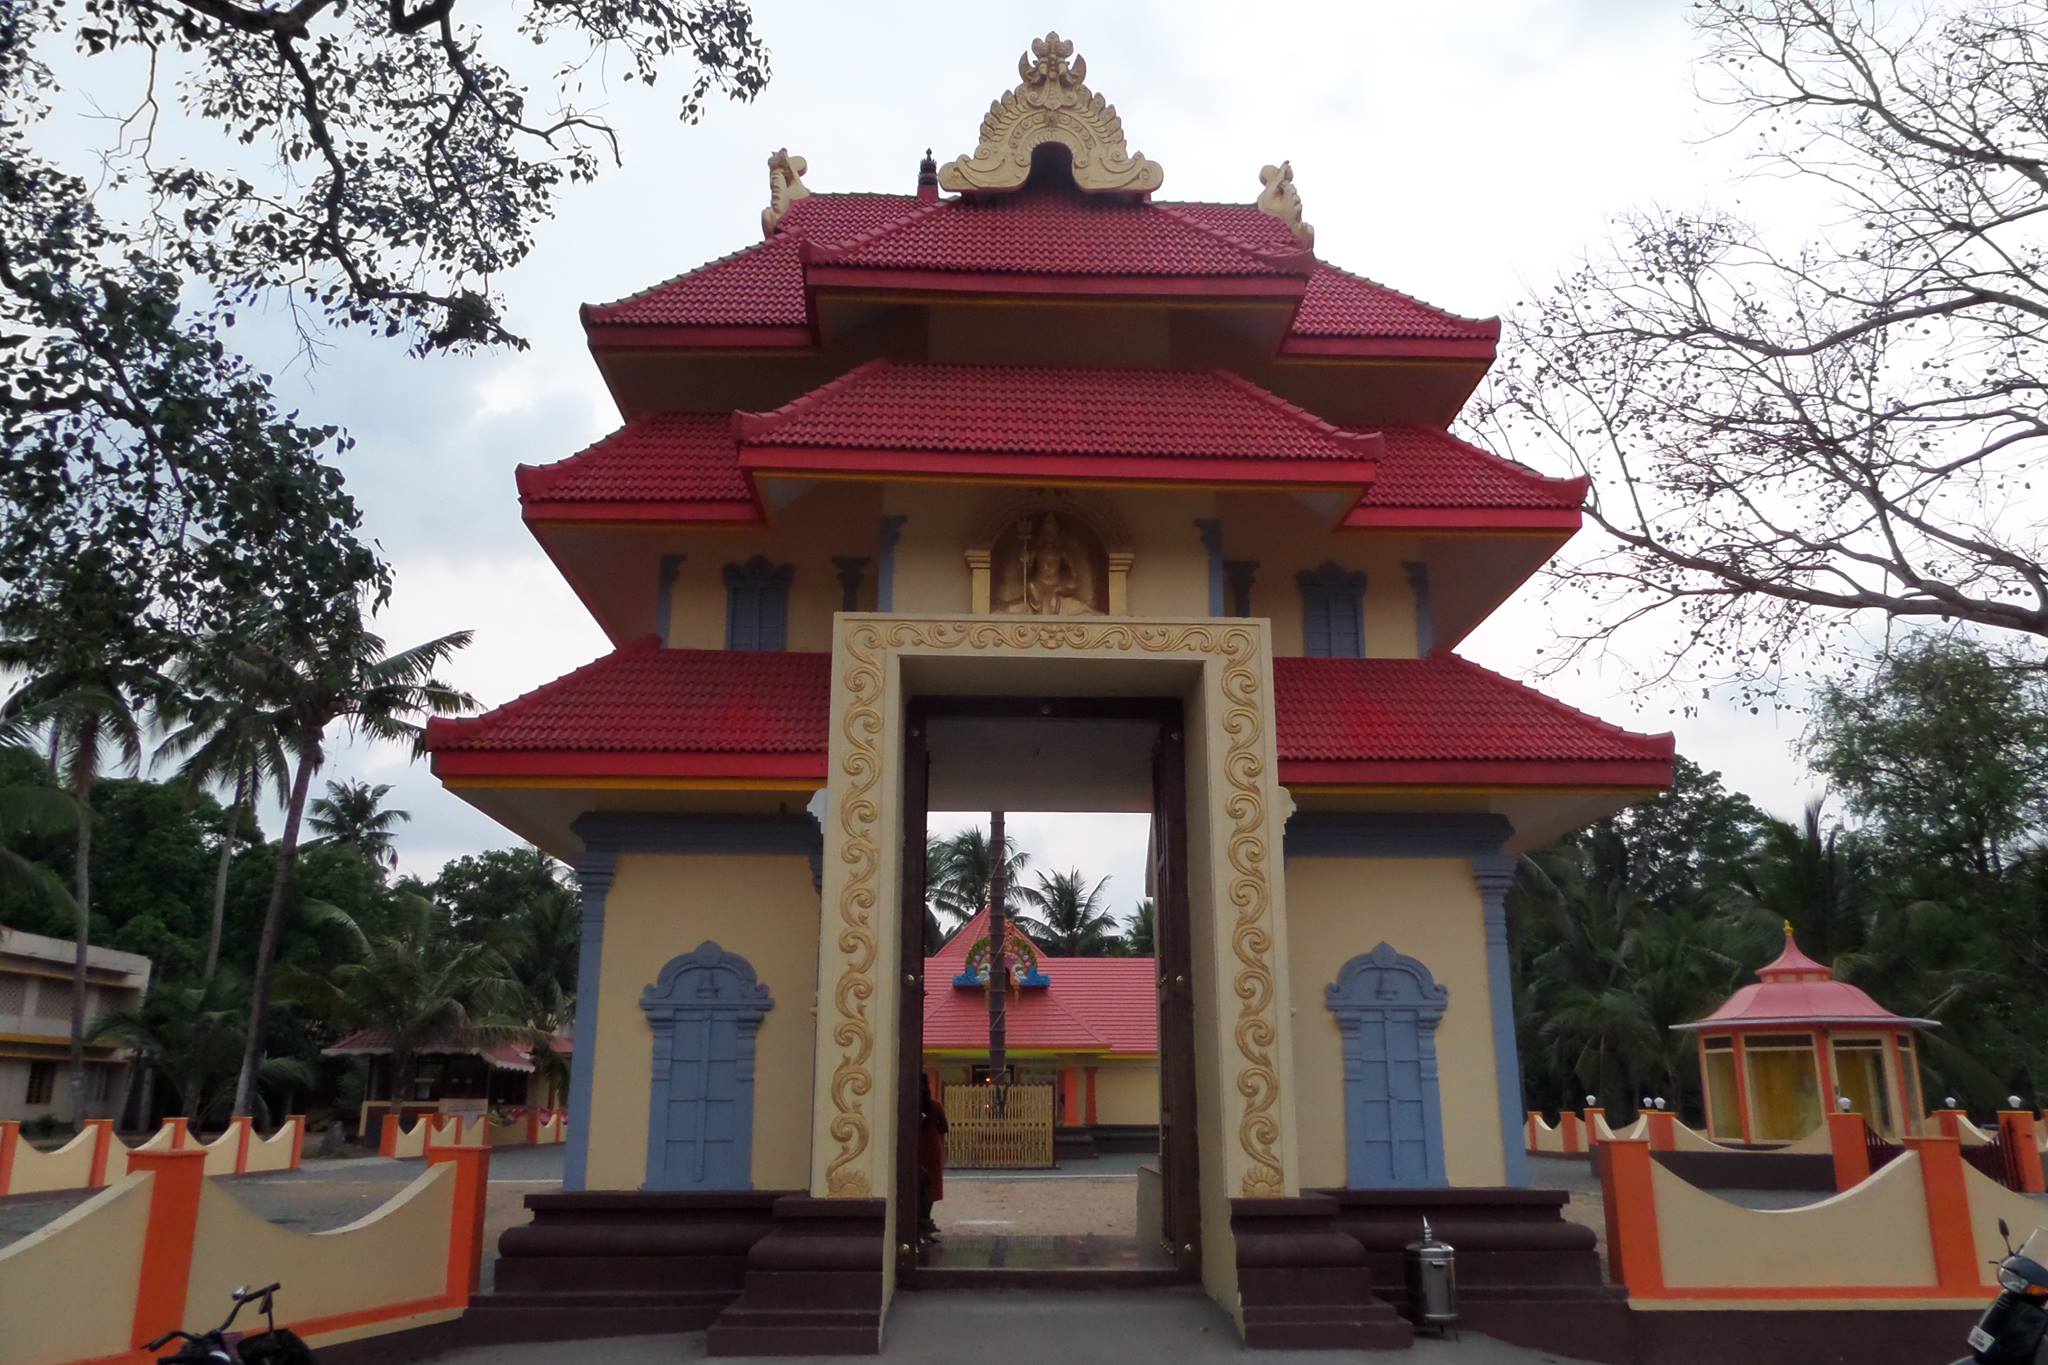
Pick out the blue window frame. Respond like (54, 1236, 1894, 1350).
(640, 941, 774, 1190)
(724, 557, 792, 650)
(1299, 563, 1366, 658)
(1325, 943, 1449, 1188)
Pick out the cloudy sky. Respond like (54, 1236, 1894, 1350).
(43, 3, 1834, 903)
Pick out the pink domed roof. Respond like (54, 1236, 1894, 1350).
(1674, 926, 1935, 1032)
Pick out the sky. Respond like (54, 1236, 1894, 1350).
(33, 2, 1835, 901)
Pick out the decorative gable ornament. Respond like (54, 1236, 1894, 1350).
(939, 32, 1164, 196)
(761, 148, 811, 236)
(1257, 161, 1314, 250)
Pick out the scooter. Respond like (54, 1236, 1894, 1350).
(1955, 1220, 2048, 1364)
(146, 1283, 316, 1364)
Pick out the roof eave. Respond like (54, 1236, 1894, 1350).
(1278, 757, 1676, 788)
(1672, 1016, 1939, 1032)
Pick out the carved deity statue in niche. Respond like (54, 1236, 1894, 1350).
(991, 511, 1108, 616)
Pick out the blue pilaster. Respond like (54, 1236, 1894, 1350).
(1403, 562, 1435, 656)
(1471, 854, 1529, 1186)
(655, 554, 684, 645)
(877, 515, 908, 611)
(1195, 519, 1225, 616)
(563, 849, 618, 1192)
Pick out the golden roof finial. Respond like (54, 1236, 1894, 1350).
(762, 148, 811, 236)
(1783, 919, 1796, 938)
(1257, 161, 1315, 249)
(939, 32, 1164, 196)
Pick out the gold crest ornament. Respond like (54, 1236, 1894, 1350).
(939, 32, 1165, 195)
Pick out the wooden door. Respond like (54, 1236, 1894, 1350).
(895, 705, 931, 1280)
(1346, 1011, 1435, 1186)
(1152, 720, 1201, 1277)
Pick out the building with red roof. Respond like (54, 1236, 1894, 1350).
(421, 30, 1673, 1345)
(1676, 927, 1933, 1143)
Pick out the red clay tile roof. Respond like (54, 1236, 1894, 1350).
(585, 195, 918, 327)
(1351, 426, 1584, 514)
(423, 637, 830, 757)
(1272, 655, 1673, 767)
(1679, 932, 1933, 1031)
(323, 1029, 571, 1070)
(806, 194, 1309, 277)
(736, 362, 1377, 461)
(583, 191, 1490, 348)
(922, 909, 1156, 1055)
(518, 413, 750, 508)
(428, 644, 1669, 788)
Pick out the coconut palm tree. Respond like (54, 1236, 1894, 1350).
(88, 971, 315, 1125)
(1124, 899, 1156, 956)
(0, 648, 156, 1124)
(309, 779, 411, 869)
(925, 825, 1029, 926)
(0, 746, 78, 915)
(1016, 868, 1120, 955)
(156, 645, 291, 985)
(228, 621, 474, 1116)
(277, 892, 526, 1111)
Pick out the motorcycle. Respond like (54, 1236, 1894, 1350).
(1956, 1220, 2048, 1364)
(146, 1282, 317, 1365)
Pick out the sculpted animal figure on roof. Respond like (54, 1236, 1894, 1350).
(939, 32, 1165, 196)
(1257, 161, 1315, 250)
(762, 148, 811, 235)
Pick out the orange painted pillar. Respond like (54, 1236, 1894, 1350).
(1583, 1107, 1607, 1151)
(379, 1111, 401, 1158)
(86, 1117, 114, 1187)
(1526, 1111, 1541, 1151)
(428, 1143, 492, 1306)
(1595, 1140, 1665, 1295)
(1060, 1069, 1082, 1127)
(1084, 1067, 1098, 1126)
(127, 1148, 208, 1356)
(1904, 1137, 1983, 1296)
(1645, 1110, 1677, 1152)
(1826, 1110, 1871, 1191)
(165, 1116, 189, 1150)
(232, 1115, 253, 1174)
(1998, 1111, 2047, 1194)
(0, 1120, 18, 1196)
(1560, 1111, 1582, 1155)
(1934, 1109, 1965, 1141)
(525, 1107, 541, 1145)
(288, 1115, 305, 1169)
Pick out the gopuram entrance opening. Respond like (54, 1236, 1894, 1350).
(902, 696, 1200, 1287)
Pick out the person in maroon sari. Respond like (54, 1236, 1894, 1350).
(918, 1075, 949, 1240)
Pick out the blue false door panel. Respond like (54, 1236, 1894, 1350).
(641, 942, 774, 1191)
(1326, 943, 1449, 1189)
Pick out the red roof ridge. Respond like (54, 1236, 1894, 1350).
(1390, 424, 1589, 503)
(424, 635, 663, 749)
(1311, 259, 1501, 339)
(1434, 653, 1675, 757)
(769, 191, 923, 239)
(732, 357, 892, 443)
(581, 237, 791, 326)
(1208, 368, 1377, 454)
(1149, 201, 1315, 275)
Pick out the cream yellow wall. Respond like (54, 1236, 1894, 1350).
(664, 484, 882, 650)
(1222, 496, 1422, 658)
(1284, 856, 1507, 1188)
(586, 851, 820, 1191)
(1092, 1060, 1160, 1125)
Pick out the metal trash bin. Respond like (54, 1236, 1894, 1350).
(1403, 1217, 1458, 1334)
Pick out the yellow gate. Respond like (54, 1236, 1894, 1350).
(942, 1081, 1056, 1169)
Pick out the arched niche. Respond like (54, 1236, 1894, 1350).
(965, 493, 1133, 616)
(1324, 943, 1450, 1189)
(640, 941, 774, 1191)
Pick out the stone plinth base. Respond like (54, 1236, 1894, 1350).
(707, 1195, 888, 1356)
(1319, 1186, 1632, 1363)
(1230, 1196, 1413, 1350)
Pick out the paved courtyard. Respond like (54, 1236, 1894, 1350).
(421, 1287, 1605, 1364)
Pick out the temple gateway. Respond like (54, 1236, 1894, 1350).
(425, 32, 1674, 1354)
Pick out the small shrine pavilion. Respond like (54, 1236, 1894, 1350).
(1675, 927, 1932, 1143)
